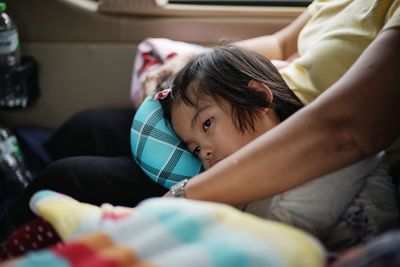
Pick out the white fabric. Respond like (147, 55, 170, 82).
(243, 152, 398, 248)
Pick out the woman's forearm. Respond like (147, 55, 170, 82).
(235, 11, 310, 60)
(185, 27, 400, 205)
(235, 35, 283, 60)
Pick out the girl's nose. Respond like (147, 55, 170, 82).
(200, 147, 213, 162)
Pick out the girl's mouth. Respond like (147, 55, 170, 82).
(210, 159, 222, 168)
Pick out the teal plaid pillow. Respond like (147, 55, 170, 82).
(130, 96, 203, 189)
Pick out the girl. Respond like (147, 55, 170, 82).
(158, 46, 398, 250)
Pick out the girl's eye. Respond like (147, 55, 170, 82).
(192, 146, 201, 156)
(202, 117, 214, 132)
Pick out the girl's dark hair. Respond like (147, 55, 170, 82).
(161, 46, 304, 133)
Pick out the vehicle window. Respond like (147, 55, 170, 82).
(169, 0, 312, 7)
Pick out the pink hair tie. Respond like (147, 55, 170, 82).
(153, 88, 172, 100)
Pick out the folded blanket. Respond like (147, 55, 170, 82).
(1, 190, 325, 267)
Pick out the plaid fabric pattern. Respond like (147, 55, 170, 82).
(131, 97, 203, 189)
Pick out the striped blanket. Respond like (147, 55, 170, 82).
(1, 190, 325, 267)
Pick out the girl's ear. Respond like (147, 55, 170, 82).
(248, 80, 273, 103)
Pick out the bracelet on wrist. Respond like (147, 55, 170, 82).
(169, 179, 189, 198)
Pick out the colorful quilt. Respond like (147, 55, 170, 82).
(1, 190, 326, 267)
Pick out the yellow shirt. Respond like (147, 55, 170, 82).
(279, 0, 400, 165)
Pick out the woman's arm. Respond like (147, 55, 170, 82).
(235, 10, 310, 60)
(183, 26, 400, 205)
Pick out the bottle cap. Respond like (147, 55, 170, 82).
(0, 3, 5, 13)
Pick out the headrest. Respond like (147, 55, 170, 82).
(130, 96, 203, 189)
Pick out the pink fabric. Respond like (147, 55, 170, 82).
(130, 38, 205, 108)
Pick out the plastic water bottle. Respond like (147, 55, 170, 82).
(0, 127, 32, 231)
(0, 2, 27, 108)
(0, 127, 33, 193)
(0, 2, 20, 67)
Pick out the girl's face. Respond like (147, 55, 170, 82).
(171, 95, 280, 170)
